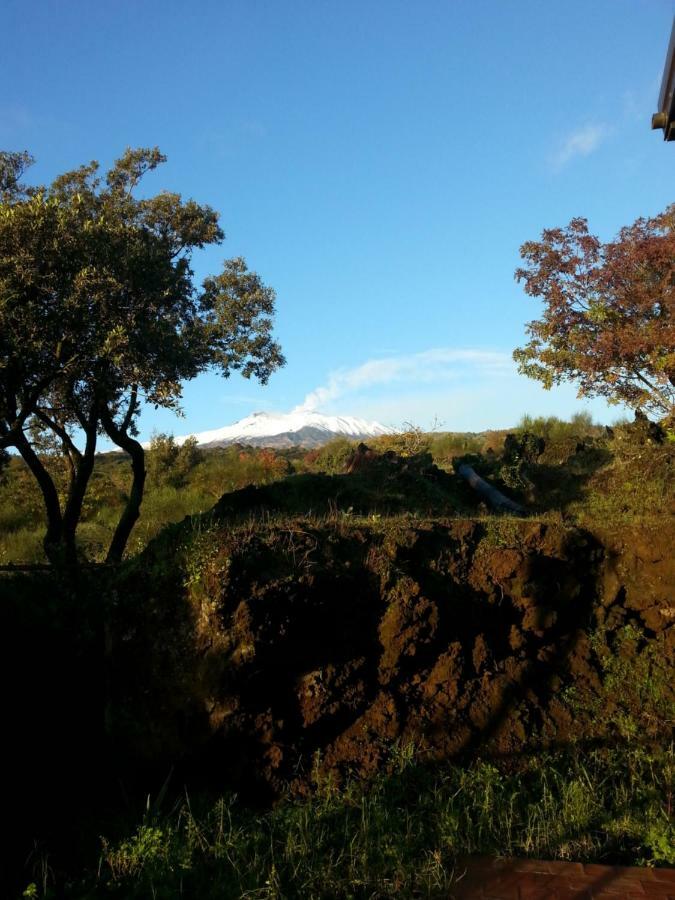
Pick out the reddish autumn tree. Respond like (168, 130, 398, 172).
(514, 205, 675, 422)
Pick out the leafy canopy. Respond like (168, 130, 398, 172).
(514, 206, 675, 421)
(0, 147, 284, 563)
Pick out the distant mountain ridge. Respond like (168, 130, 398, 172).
(174, 411, 393, 449)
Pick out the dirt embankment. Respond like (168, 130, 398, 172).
(110, 518, 674, 797)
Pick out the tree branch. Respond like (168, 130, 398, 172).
(33, 408, 83, 462)
(121, 385, 138, 433)
(13, 429, 63, 562)
(630, 369, 673, 413)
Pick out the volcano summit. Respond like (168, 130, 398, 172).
(174, 411, 393, 449)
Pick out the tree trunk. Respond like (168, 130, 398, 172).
(100, 407, 146, 564)
(61, 425, 97, 567)
(14, 431, 64, 563)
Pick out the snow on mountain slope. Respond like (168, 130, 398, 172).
(174, 411, 393, 448)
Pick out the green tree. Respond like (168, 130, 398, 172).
(0, 148, 284, 565)
(146, 433, 202, 488)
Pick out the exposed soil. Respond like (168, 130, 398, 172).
(3, 448, 673, 893)
(110, 515, 674, 798)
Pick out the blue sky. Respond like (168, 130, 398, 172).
(2, 0, 673, 438)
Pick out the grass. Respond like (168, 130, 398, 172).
(0, 447, 289, 564)
(21, 744, 674, 898)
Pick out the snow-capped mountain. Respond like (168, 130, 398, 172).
(174, 411, 393, 449)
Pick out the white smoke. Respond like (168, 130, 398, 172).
(294, 348, 513, 413)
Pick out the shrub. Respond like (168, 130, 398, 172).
(308, 438, 355, 474)
(515, 412, 600, 443)
(146, 433, 203, 488)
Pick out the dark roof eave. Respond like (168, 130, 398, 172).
(657, 18, 675, 114)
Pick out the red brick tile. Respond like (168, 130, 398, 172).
(583, 863, 618, 877)
(591, 895, 648, 900)
(548, 862, 586, 877)
(613, 868, 657, 880)
(598, 880, 647, 894)
(446, 857, 675, 900)
(511, 859, 555, 874)
(450, 878, 482, 897)
(483, 875, 521, 898)
(517, 873, 558, 898)
(451, 886, 483, 897)
(552, 889, 593, 900)
(483, 887, 520, 899)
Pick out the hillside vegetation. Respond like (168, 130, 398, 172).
(1, 413, 672, 565)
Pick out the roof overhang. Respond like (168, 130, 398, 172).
(652, 18, 675, 140)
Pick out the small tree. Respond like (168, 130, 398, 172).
(0, 148, 284, 564)
(146, 433, 201, 488)
(514, 206, 675, 422)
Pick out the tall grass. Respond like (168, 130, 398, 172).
(0, 445, 294, 564)
(22, 744, 674, 898)
(0, 526, 45, 565)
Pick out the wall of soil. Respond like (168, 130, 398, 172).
(108, 517, 674, 798)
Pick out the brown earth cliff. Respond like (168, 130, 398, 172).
(109, 515, 674, 798)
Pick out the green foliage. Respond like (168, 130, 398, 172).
(498, 431, 545, 492)
(101, 824, 170, 882)
(430, 431, 484, 463)
(0, 444, 292, 563)
(307, 437, 355, 474)
(146, 433, 202, 488)
(0, 147, 284, 563)
(561, 625, 674, 741)
(448, 412, 674, 522)
(371, 423, 431, 457)
(644, 821, 675, 866)
(592, 625, 674, 738)
(0, 525, 45, 565)
(0, 149, 34, 196)
(515, 412, 600, 443)
(562, 436, 674, 522)
(478, 517, 524, 548)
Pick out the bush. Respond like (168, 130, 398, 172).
(371, 423, 431, 457)
(430, 432, 483, 464)
(307, 438, 355, 474)
(515, 412, 600, 443)
(146, 433, 203, 488)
